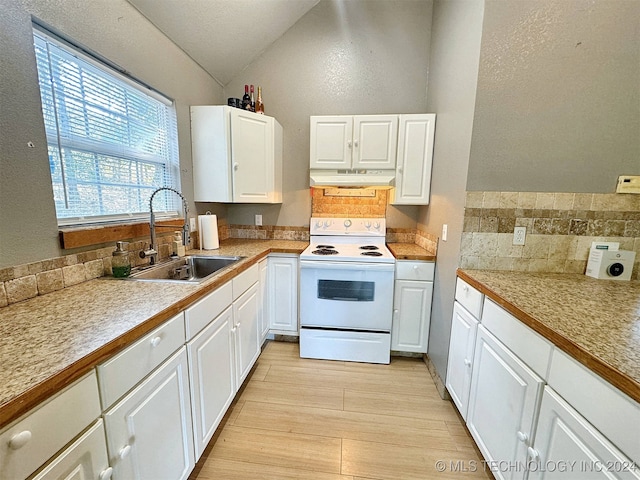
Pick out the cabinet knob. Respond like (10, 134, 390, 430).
(119, 444, 132, 460)
(527, 446, 540, 461)
(233, 162, 239, 171)
(462, 285, 469, 292)
(398, 166, 403, 174)
(8, 430, 32, 450)
(517, 431, 529, 443)
(150, 336, 162, 348)
(413, 265, 419, 270)
(347, 141, 352, 149)
(354, 140, 359, 148)
(99, 467, 114, 480)
(463, 358, 472, 367)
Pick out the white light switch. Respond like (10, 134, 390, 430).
(189, 217, 197, 231)
(255, 214, 263, 226)
(442, 224, 448, 242)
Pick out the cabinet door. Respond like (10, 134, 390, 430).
(32, 419, 111, 480)
(233, 283, 260, 388)
(187, 307, 234, 460)
(258, 258, 269, 343)
(391, 279, 433, 353)
(529, 387, 640, 480)
(310, 116, 353, 169)
(352, 115, 398, 169)
(467, 325, 544, 480)
(268, 255, 299, 333)
(445, 302, 479, 421)
(230, 109, 274, 202)
(190, 105, 233, 202)
(392, 114, 435, 205)
(103, 348, 194, 480)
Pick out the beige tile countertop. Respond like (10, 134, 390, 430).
(387, 243, 436, 261)
(458, 269, 640, 404)
(0, 239, 307, 429)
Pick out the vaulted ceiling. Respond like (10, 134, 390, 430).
(127, 0, 320, 86)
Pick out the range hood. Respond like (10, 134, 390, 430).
(309, 169, 395, 188)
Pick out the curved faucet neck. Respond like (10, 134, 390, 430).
(148, 187, 190, 264)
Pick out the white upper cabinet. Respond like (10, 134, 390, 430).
(191, 106, 282, 203)
(391, 114, 436, 205)
(310, 115, 398, 170)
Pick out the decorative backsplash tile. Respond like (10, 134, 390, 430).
(311, 187, 388, 217)
(461, 192, 640, 279)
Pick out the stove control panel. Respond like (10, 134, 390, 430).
(310, 217, 386, 236)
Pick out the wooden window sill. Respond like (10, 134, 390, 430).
(59, 219, 185, 250)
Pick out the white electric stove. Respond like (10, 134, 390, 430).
(299, 217, 395, 364)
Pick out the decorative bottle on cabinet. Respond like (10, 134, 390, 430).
(255, 87, 264, 114)
(242, 85, 251, 111)
(250, 85, 255, 112)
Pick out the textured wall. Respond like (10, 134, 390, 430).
(468, 0, 640, 193)
(418, 0, 485, 384)
(0, 0, 222, 269)
(223, 0, 433, 228)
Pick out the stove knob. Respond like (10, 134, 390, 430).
(324, 220, 332, 227)
(344, 219, 352, 228)
(315, 219, 323, 228)
(373, 221, 380, 230)
(364, 221, 371, 229)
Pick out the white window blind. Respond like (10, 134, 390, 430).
(33, 27, 181, 225)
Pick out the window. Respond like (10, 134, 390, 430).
(33, 26, 181, 225)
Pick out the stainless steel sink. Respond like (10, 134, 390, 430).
(128, 255, 244, 283)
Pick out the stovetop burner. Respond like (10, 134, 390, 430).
(361, 251, 383, 257)
(359, 245, 379, 251)
(316, 245, 335, 249)
(312, 248, 338, 255)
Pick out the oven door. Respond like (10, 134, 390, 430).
(300, 260, 394, 332)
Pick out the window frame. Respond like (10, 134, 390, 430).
(33, 24, 183, 228)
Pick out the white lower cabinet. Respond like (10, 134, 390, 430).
(466, 325, 544, 480)
(103, 348, 194, 480)
(32, 419, 112, 480)
(233, 282, 260, 388)
(258, 258, 269, 343)
(267, 254, 299, 334)
(528, 387, 640, 480)
(187, 306, 235, 460)
(391, 261, 434, 353)
(445, 301, 479, 421)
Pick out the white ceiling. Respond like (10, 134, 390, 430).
(127, 0, 320, 86)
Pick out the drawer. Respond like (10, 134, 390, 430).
(548, 348, 640, 463)
(185, 282, 232, 340)
(232, 263, 259, 300)
(395, 261, 434, 281)
(481, 299, 553, 379)
(97, 312, 185, 409)
(0, 371, 101, 480)
(454, 277, 483, 318)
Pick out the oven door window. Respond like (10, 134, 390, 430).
(318, 280, 374, 302)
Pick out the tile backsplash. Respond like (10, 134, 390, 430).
(461, 192, 640, 279)
(311, 187, 388, 217)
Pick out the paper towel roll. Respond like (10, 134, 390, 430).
(198, 214, 219, 250)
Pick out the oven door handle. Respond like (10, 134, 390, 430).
(300, 260, 395, 272)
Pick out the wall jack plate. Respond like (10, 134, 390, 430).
(616, 175, 640, 194)
(513, 226, 526, 245)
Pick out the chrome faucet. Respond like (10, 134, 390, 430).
(140, 187, 190, 265)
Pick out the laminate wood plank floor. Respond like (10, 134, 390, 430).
(191, 341, 492, 480)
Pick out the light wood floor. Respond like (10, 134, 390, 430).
(191, 341, 492, 480)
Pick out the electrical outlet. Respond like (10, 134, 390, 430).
(189, 217, 197, 231)
(255, 214, 263, 226)
(442, 224, 448, 242)
(513, 226, 526, 245)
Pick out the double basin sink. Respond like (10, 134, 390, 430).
(128, 255, 244, 283)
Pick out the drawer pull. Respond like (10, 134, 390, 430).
(150, 336, 162, 348)
(517, 431, 529, 443)
(462, 284, 469, 292)
(463, 358, 472, 367)
(8, 430, 32, 450)
(119, 444, 132, 459)
(99, 467, 114, 480)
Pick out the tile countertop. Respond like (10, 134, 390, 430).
(387, 243, 436, 261)
(0, 239, 307, 430)
(458, 269, 640, 404)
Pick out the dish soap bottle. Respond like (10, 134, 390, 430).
(112, 241, 131, 278)
(172, 231, 186, 257)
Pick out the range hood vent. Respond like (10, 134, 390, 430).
(310, 169, 395, 188)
